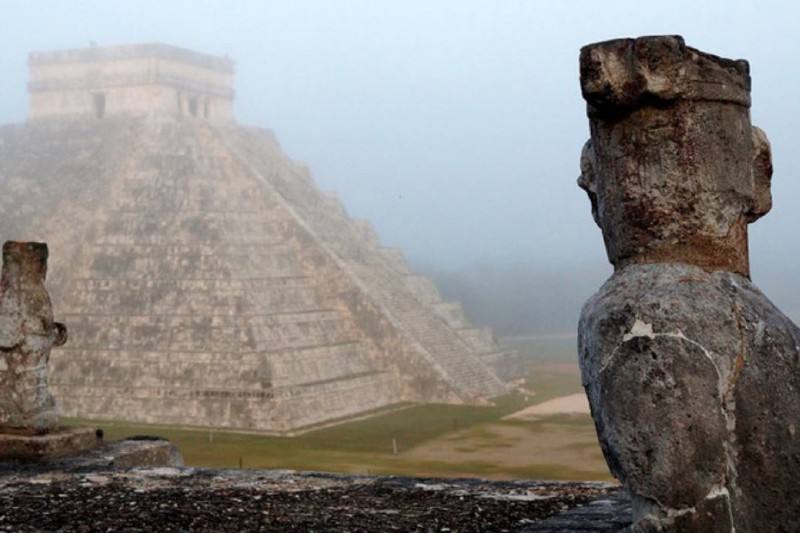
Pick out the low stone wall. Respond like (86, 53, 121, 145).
(0, 461, 629, 531)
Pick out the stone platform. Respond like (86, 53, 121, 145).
(0, 426, 99, 461)
(0, 436, 183, 474)
(0, 451, 630, 532)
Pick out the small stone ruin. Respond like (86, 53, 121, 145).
(578, 35, 800, 531)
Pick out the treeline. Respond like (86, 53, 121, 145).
(418, 258, 800, 337)
(416, 260, 610, 337)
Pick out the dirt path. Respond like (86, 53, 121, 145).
(504, 393, 590, 420)
(400, 419, 610, 480)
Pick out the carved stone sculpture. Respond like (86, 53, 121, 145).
(0, 241, 66, 432)
(578, 36, 800, 531)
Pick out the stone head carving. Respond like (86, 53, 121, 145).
(0, 241, 66, 431)
(577, 35, 772, 276)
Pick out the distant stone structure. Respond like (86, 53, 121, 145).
(28, 44, 234, 121)
(0, 241, 65, 431)
(578, 36, 800, 531)
(0, 43, 511, 434)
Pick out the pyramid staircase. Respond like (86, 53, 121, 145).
(0, 118, 508, 432)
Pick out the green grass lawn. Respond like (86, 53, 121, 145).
(62, 336, 612, 481)
(503, 334, 585, 401)
(63, 392, 535, 472)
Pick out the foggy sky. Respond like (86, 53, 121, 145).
(2, 1, 799, 319)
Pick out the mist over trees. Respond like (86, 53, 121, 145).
(415, 260, 610, 337)
(417, 256, 800, 338)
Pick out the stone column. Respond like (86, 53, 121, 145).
(0, 241, 66, 432)
(578, 36, 800, 531)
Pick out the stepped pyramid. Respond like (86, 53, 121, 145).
(0, 44, 510, 433)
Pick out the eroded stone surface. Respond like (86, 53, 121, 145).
(578, 36, 770, 277)
(578, 36, 800, 531)
(0, 466, 620, 531)
(0, 241, 66, 431)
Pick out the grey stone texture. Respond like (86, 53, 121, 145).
(578, 36, 800, 531)
(0, 115, 510, 433)
(0, 465, 623, 531)
(0, 241, 67, 431)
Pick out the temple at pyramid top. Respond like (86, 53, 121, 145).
(28, 43, 235, 121)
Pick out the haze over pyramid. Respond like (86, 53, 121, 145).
(0, 44, 510, 432)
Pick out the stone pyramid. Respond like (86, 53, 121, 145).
(0, 44, 509, 433)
